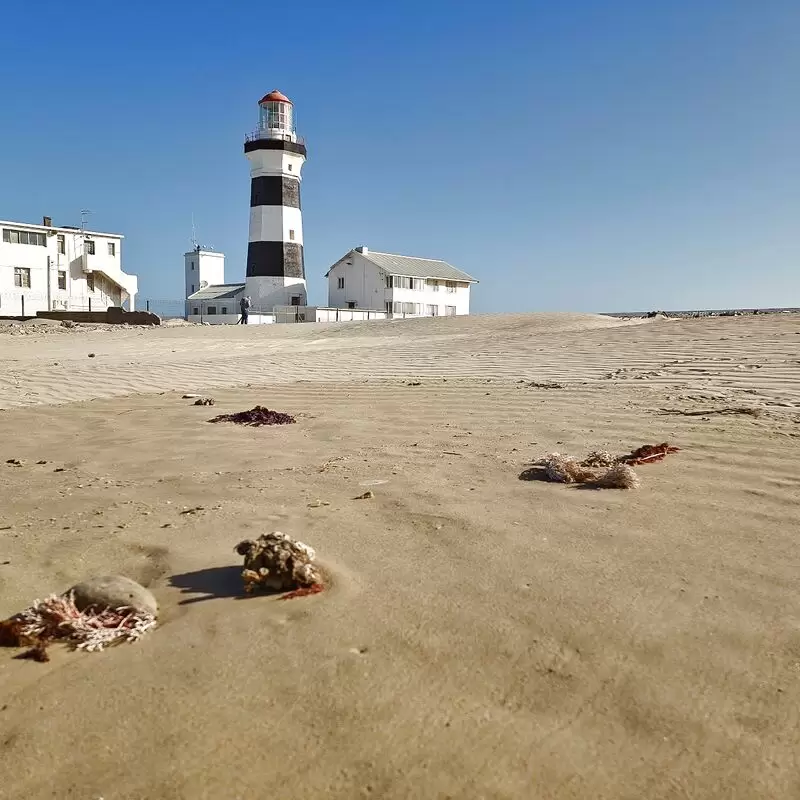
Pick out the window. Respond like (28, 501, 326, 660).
(108, 242, 116, 256)
(445, 306, 457, 316)
(192, 307, 199, 315)
(14, 267, 31, 288)
(57, 234, 65, 255)
(221, 306, 228, 315)
(290, 296, 301, 306)
(427, 279, 440, 292)
(390, 276, 422, 290)
(86, 273, 95, 292)
(287, 163, 293, 172)
(392, 301, 421, 315)
(385, 302, 392, 314)
(289, 229, 295, 241)
(446, 281, 457, 293)
(347, 301, 357, 309)
(191, 284, 195, 294)
(57, 271, 67, 290)
(386, 275, 393, 289)
(337, 277, 345, 289)
(389, 276, 414, 290)
(426, 304, 439, 316)
(190, 262, 195, 270)
(85, 239, 95, 255)
(207, 306, 217, 315)
(3, 228, 46, 246)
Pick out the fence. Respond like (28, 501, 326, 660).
(143, 299, 445, 324)
(273, 306, 389, 324)
(0, 290, 130, 317)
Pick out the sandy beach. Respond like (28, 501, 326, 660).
(1, 311, 799, 799)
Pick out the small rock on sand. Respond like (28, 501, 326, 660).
(70, 575, 157, 616)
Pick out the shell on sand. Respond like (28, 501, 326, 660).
(234, 532, 321, 593)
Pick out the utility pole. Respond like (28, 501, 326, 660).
(46, 255, 52, 311)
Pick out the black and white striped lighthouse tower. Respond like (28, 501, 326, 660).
(243, 90, 307, 310)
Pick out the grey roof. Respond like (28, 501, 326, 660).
(327, 250, 477, 282)
(187, 283, 245, 300)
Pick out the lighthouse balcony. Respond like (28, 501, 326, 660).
(244, 130, 307, 157)
(245, 128, 305, 144)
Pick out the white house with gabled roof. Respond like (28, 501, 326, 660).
(325, 247, 477, 317)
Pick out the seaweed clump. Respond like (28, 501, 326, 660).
(210, 406, 296, 426)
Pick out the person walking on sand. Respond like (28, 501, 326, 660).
(239, 295, 251, 325)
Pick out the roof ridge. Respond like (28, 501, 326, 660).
(362, 249, 448, 263)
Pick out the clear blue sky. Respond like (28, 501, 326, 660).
(1, 1, 798, 312)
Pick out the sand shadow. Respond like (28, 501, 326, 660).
(518, 465, 551, 482)
(169, 565, 265, 605)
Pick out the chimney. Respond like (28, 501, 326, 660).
(42, 216, 52, 227)
(355, 246, 368, 254)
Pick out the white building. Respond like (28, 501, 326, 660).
(184, 247, 243, 323)
(326, 247, 477, 317)
(0, 216, 137, 316)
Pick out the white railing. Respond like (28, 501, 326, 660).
(244, 129, 306, 145)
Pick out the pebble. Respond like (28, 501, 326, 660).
(70, 575, 157, 616)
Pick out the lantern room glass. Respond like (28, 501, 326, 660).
(259, 101, 294, 139)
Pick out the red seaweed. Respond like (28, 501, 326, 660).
(280, 583, 324, 600)
(619, 443, 680, 465)
(209, 406, 296, 427)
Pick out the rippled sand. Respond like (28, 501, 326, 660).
(1, 312, 798, 799)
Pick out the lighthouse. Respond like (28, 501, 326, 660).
(243, 90, 307, 310)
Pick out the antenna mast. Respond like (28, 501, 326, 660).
(80, 209, 92, 232)
(191, 213, 198, 250)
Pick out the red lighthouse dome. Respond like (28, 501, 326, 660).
(259, 89, 292, 105)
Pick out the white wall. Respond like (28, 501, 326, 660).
(245, 149, 306, 179)
(274, 305, 389, 323)
(0, 220, 137, 316)
(327, 252, 389, 310)
(186, 310, 275, 325)
(248, 206, 303, 244)
(186, 291, 275, 325)
(244, 275, 306, 312)
(185, 250, 225, 298)
(326, 251, 472, 316)
(389, 282, 470, 316)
